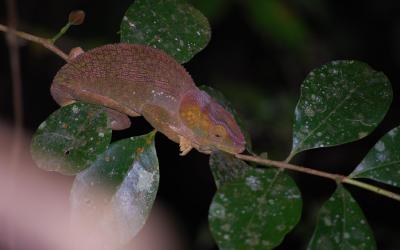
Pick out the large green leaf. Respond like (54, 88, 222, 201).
(200, 85, 252, 153)
(209, 151, 251, 189)
(308, 185, 376, 250)
(30, 102, 111, 175)
(70, 132, 159, 248)
(290, 60, 392, 156)
(120, 0, 211, 64)
(350, 126, 400, 187)
(209, 169, 302, 250)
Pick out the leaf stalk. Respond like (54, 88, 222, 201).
(51, 22, 72, 43)
(235, 153, 400, 202)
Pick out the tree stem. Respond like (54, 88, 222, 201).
(235, 153, 400, 202)
(0, 24, 69, 62)
(5, 0, 22, 247)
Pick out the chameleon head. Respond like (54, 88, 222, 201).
(179, 90, 245, 154)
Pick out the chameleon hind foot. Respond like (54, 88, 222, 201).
(179, 135, 193, 156)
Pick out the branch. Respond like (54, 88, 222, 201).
(0, 24, 69, 62)
(235, 153, 400, 202)
(5, 2, 23, 131)
(5, 0, 22, 247)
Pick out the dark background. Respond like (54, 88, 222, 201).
(1, 0, 400, 249)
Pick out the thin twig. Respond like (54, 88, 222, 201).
(5, 1, 23, 131)
(236, 154, 345, 181)
(51, 22, 71, 43)
(235, 153, 400, 202)
(0, 24, 69, 62)
(5, 0, 22, 248)
(342, 178, 400, 202)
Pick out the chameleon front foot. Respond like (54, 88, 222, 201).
(105, 108, 131, 130)
(179, 136, 193, 156)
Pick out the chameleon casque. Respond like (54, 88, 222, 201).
(51, 43, 245, 155)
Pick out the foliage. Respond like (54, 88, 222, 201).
(120, 0, 210, 63)
(290, 60, 392, 157)
(31, 102, 111, 175)
(70, 132, 159, 248)
(308, 186, 376, 250)
(209, 163, 302, 250)
(350, 126, 400, 187)
(26, 0, 399, 249)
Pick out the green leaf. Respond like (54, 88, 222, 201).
(200, 85, 253, 153)
(291, 60, 392, 156)
(209, 151, 251, 189)
(209, 169, 302, 250)
(70, 132, 159, 248)
(120, 0, 211, 64)
(350, 126, 400, 187)
(30, 102, 111, 175)
(308, 185, 376, 250)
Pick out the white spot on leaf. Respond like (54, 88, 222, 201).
(136, 167, 154, 192)
(246, 176, 261, 191)
(72, 105, 80, 114)
(38, 121, 47, 130)
(375, 141, 385, 152)
(210, 202, 226, 219)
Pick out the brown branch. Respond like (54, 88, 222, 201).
(235, 153, 400, 202)
(5, 0, 22, 248)
(5, 0, 23, 131)
(0, 24, 69, 62)
(235, 153, 345, 181)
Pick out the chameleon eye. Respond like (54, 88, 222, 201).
(212, 125, 227, 139)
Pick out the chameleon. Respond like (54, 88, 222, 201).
(51, 43, 245, 155)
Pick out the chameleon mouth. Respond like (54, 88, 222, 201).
(217, 142, 245, 155)
(230, 143, 245, 154)
(196, 142, 245, 155)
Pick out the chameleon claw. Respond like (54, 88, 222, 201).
(179, 135, 193, 156)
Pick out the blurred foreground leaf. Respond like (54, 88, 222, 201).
(120, 0, 210, 63)
(290, 60, 392, 157)
(31, 102, 111, 175)
(70, 132, 159, 248)
(209, 169, 302, 250)
(308, 186, 376, 250)
(350, 126, 400, 187)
